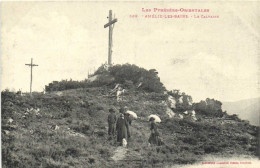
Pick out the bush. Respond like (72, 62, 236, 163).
(167, 90, 193, 112)
(1, 89, 16, 103)
(182, 136, 198, 145)
(45, 64, 165, 93)
(110, 64, 165, 93)
(204, 145, 220, 153)
(194, 98, 223, 116)
(147, 92, 167, 101)
(45, 79, 85, 92)
(65, 148, 80, 157)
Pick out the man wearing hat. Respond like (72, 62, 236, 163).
(107, 108, 117, 137)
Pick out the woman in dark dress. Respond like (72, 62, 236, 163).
(116, 114, 129, 145)
(148, 117, 160, 145)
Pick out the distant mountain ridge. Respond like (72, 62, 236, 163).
(222, 97, 260, 126)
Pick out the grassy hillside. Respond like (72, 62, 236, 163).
(2, 87, 259, 168)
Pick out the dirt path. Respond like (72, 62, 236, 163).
(111, 146, 128, 162)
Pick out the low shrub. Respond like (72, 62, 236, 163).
(65, 148, 80, 158)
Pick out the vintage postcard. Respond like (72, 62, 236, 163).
(1, 0, 259, 167)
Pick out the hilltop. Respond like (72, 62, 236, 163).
(2, 64, 259, 168)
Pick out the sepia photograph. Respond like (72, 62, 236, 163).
(1, 1, 259, 167)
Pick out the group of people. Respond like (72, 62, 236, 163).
(107, 106, 132, 144)
(107, 106, 161, 146)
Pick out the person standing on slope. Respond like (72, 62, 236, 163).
(148, 117, 160, 145)
(123, 106, 132, 139)
(116, 113, 129, 145)
(107, 108, 117, 138)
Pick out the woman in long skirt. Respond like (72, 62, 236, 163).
(116, 114, 129, 145)
(148, 117, 160, 145)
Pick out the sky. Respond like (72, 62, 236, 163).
(1, 1, 260, 102)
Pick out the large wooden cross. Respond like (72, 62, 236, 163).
(25, 58, 38, 95)
(104, 10, 117, 66)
